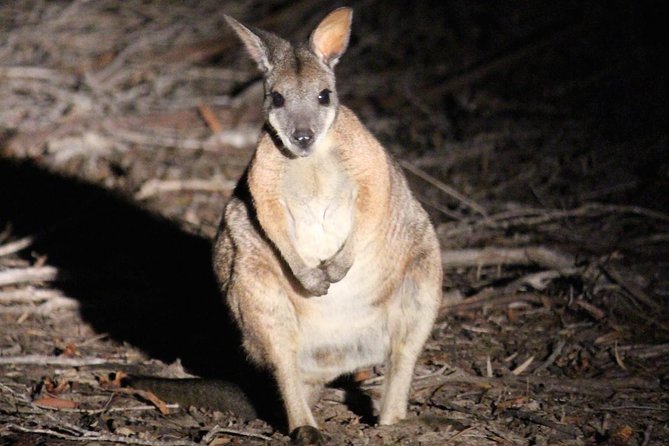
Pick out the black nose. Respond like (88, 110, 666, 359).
(291, 129, 314, 148)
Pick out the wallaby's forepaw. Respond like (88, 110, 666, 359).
(290, 426, 324, 446)
(296, 267, 330, 296)
(321, 257, 352, 283)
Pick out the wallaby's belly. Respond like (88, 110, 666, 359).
(297, 255, 389, 380)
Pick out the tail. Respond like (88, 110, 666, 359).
(127, 376, 257, 419)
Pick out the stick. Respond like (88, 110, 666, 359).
(0, 355, 127, 366)
(0, 296, 79, 315)
(399, 160, 488, 217)
(601, 265, 661, 310)
(0, 236, 34, 257)
(135, 178, 235, 200)
(0, 266, 58, 287)
(41, 403, 180, 415)
(534, 339, 566, 372)
(0, 288, 64, 304)
(440, 292, 545, 318)
(5, 424, 199, 446)
(197, 102, 223, 134)
(202, 424, 273, 443)
(511, 356, 535, 376)
(502, 409, 580, 438)
(441, 246, 574, 270)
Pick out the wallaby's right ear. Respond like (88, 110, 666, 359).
(225, 15, 273, 73)
(310, 7, 353, 68)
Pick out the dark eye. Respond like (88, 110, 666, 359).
(270, 91, 285, 108)
(318, 89, 331, 105)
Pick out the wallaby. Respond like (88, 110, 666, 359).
(213, 7, 442, 445)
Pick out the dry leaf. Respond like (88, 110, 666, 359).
(34, 396, 78, 409)
(605, 425, 634, 445)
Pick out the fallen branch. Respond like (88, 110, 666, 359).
(0, 266, 58, 287)
(601, 265, 661, 310)
(0, 287, 64, 304)
(5, 424, 199, 446)
(135, 177, 236, 200)
(0, 355, 127, 366)
(439, 292, 546, 318)
(441, 246, 574, 270)
(0, 295, 79, 315)
(0, 236, 34, 257)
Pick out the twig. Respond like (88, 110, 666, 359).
(399, 160, 488, 217)
(135, 178, 235, 200)
(641, 422, 654, 446)
(511, 356, 535, 376)
(502, 409, 580, 438)
(0, 266, 58, 287)
(0, 355, 127, 366)
(534, 339, 566, 372)
(441, 246, 574, 270)
(0, 236, 34, 257)
(440, 292, 545, 317)
(574, 300, 605, 320)
(444, 426, 477, 443)
(0, 287, 64, 304)
(504, 269, 580, 293)
(202, 424, 273, 443)
(5, 424, 199, 446)
(198, 102, 223, 134)
(0, 295, 79, 315)
(601, 265, 661, 310)
(39, 403, 181, 415)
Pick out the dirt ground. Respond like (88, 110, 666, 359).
(1, 1, 668, 445)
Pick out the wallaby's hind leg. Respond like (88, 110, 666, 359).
(231, 281, 321, 443)
(378, 257, 441, 425)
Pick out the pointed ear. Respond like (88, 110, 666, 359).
(310, 7, 353, 68)
(225, 15, 273, 73)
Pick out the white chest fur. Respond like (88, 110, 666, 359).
(281, 143, 357, 268)
(297, 256, 388, 380)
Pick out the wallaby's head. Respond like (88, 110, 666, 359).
(225, 8, 352, 157)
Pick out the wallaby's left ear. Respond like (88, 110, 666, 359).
(310, 7, 353, 68)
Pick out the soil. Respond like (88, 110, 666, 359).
(1, 1, 668, 445)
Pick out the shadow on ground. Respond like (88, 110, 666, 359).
(0, 158, 288, 421)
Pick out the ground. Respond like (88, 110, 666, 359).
(1, 1, 668, 445)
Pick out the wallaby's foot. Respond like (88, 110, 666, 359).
(320, 256, 351, 283)
(295, 267, 330, 296)
(290, 426, 324, 446)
